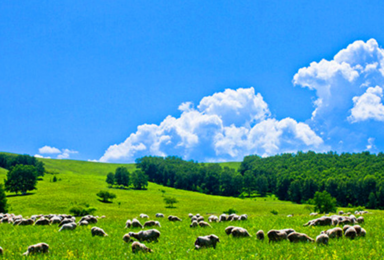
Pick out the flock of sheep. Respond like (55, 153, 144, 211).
(0, 210, 369, 255)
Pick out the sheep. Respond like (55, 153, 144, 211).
(129, 229, 160, 242)
(357, 216, 364, 223)
(343, 225, 351, 234)
(345, 227, 357, 240)
(195, 214, 201, 218)
(322, 227, 343, 239)
(191, 216, 197, 223)
(339, 211, 344, 215)
(50, 217, 62, 224)
(208, 215, 219, 223)
(140, 214, 149, 219)
(123, 234, 132, 243)
(125, 220, 132, 228)
(280, 229, 295, 235)
(239, 214, 248, 221)
(190, 220, 199, 228)
(132, 241, 152, 253)
(198, 221, 212, 228)
(80, 216, 97, 224)
(219, 214, 228, 222)
(256, 230, 265, 240)
(267, 230, 288, 243)
(194, 234, 220, 250)
(231, 227, 251, 237)
(35, 218, 50, 226)
(188, 213, 194, 218)
(360, 228, 367, 237)
(17, 219, 34, 226)
(353, 225, 362, 236)
(287, 232, 314, 243)
(59, 219, 76, 227)
(59, 222, 77, 232)
(23, 243, 49, 255)
(168, 215, 182, 222)
(304, 217, 333, 227)
(144, 220, 161, 228)
(132, 219, 143, 228)
(79, 220, 88, 226)
(0, 246, 3, 255)
(316, 234, 329, 245)
(91, 227, 108, 237)
(156, 213, 164, 218)
(228, 214, 239, 221)
(225, 226, 235, 235)
(197, 216, 205, 223)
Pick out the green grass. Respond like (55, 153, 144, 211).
(0, 158, 383, 259)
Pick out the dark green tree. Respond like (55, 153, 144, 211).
(0, 184, 8, 213)
(313, 191, 337, 213)
(367, 192, 377, 209)
(243, 171, 256, 197)
(114, 167, 130, 187)
(164, 196, 178, 208)
(96, 190, 116, 203)
(288, 180, 302, 203)
(256, 175, 268, 197)
(4, 165, 38, 195)
(131, 170, 148, 190)
(106, 172, 115, 186)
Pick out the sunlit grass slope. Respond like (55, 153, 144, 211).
(0, 158, 383, 259)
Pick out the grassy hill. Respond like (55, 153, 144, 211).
(0, 157, 382, 259)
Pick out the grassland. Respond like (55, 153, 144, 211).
(0, 158, 383, 259)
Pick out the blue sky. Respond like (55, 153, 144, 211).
(1, 1, 384, 162)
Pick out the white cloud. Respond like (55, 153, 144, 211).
(57, 149, 78, 159)
(366, 137, 376, 150)
(349, 86, 384, 123)
(34, 154, 51, 159)
(38, 146, 61, 154)
(100, 87, 324, 163)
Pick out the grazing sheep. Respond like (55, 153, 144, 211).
(225, 226, 235, 235)
(191, 216, 197, 223)
(80, 216, 97, 224)
(132, 241, 152, 253)
(91, 227, 108, 237)
(23, 243, 49, 255)
(228, 214, 239, 221)
(331, 218, 339, 226)
(195, 214, 201, 218)
(360, 228, 367, 237)
(345, 227, 357, 240)
(140, 214, 149, 219)
(322, 227, 343, 239)
(132, 219, 143, 228)
(17, 219, 34, 226)
(208, 215, 219, 223)
(287, 232, 314, 243)
(59, 219, 76, 227)
(194, 234, 220, 250)
(79, 220, 88, 226)
(188, 213, 193, 218)
(239, 214, 248, 221)
(168, 216, 182, 222)
(197, 216, 205, 223)
(129, 229, 161, 242)
(144, 220, 161, 228)
(123, 234, 132, 243)
(231, 227, 251, 237)
(198, 221, 212, 228)
(357, 216, 364, 223)
(267, 230, 288, 243)
(256, 230, 265, 240)
(343, 225, 351, 234)
(353, 225, 362, 236)
(190, 220, 199, 228)
(316, 234, 329, 245)
(280, 229, 295, 235)
(219, 214, 228, 222)
(156, 213, 164, 218)
(59, 222, 77, 232)
(35, 218, 50, 226)
(125, 220, 132, 228)
(50, 217, 62, 224)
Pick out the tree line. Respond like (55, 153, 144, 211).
(136, 151, 384, 209)
(106, 167, 148, 190)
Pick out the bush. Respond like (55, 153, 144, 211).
(312, 191, 337, 213)
(223, 208, 237, 215)
(270, 210, 278, 215)
(69, 206, 97, 217)
(164, 196, 178, 208)
(97, 190, 116, 203)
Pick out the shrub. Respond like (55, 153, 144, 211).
(223, 208, 237, 214)
(97, 190, 117, 203)
(164, 196, 178, 208)
(270, 210, 278, 215)
(69, 206, 97, 217)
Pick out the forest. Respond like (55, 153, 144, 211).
(136, 151, 384, 209)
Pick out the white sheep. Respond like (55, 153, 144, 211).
(194, 234, 220, 249)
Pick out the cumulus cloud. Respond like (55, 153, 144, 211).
(38, 146, 61, 154)
(100, 87, 324, 162)
(57, 149, 78, 159)
(349, 86, 384, 122)
(34, 154, 51, 159)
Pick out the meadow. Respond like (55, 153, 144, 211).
(0, 158, 383, 259)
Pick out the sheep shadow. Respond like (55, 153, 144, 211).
(7, 192, 35, 197)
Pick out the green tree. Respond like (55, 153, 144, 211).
(256, 175, 268, 197)
(312, 191, 337, 213)
(114, 167, 130, 187)
(164, 196, 178, 208)
(243, 171, 256, 197)
(288, 180, 302, 203)
(0, 184, 8, 213)
(96, 190, 116, 203)
(106, 172, 115, 186)
(4, 165, 38, 195)
(131, 170, 148, 190)
(367, 192, 377, 209)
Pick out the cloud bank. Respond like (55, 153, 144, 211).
(100, 88, 324, 162)
(35, 146, 78, 160)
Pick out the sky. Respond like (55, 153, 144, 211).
(1, 1, 384, 162)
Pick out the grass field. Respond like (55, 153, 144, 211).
(0, 158, 383, 259)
